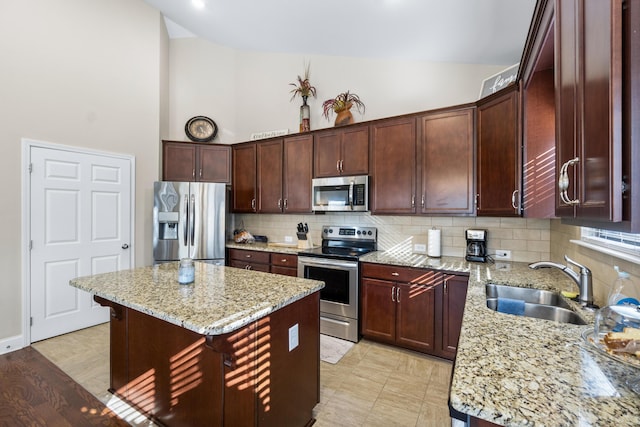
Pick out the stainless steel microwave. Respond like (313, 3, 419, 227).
(311, 175, 369, 212)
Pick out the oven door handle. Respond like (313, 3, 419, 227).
(298, 257, 358, 270)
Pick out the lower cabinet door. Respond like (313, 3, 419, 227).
(361, 278, 397, 344)
(396, 282, 436, 352)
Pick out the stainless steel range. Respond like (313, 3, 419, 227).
(297, 225, 377, 342)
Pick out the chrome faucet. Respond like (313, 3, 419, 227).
(529, 255, 594, 306)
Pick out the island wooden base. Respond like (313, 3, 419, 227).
(95, 293, 320, 427)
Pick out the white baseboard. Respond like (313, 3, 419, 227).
(0, 335, 25, 355)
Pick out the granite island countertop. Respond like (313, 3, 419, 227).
(70, 262, 324, 336)
(359, 251, 640, 427)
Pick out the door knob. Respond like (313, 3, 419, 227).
(122, 244, 129, 249)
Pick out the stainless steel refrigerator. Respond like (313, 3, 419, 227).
(153, 181, 226, 265)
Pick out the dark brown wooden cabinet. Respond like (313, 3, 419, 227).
(232, 135, 313, 214)
(476, 85, 522, 216)
(282, 134, 313, 213)
(420, 107, 476, 215)
(555, 0, 623, 222)
(370, 117, 417, 214)
(227, 248, 298, 277)
(227, 248, 270, 272)
(361, 263, 468, 359)
(438, 274, 469, 359)
(269, 253, 298, 277)
(257, 139, 284, 213)
(519, 0, 557, 219)
(361, 263, 440, 353)
(232, 143, 258, 212)
(162, 141, 231, 183)
(313, 125, 369, 177)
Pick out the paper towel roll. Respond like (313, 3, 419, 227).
(427, 228, 441, 258)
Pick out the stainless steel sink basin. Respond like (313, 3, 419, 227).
(485, 284, 586, 325)
(486, 283, 571, 308)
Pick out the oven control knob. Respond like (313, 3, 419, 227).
(367, 230, 372, 235)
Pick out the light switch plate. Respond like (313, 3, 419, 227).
(284, 236, 293, 243)
(288, 324, 299, 351)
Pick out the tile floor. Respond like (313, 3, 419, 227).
(33, 323, 454, 427)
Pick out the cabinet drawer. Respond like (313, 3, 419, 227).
(361, 263, 440, 285)
(270, 253, 298, 267)
(229, 259, 270, 272)
(228, 249, 270, 264)
(270, 266, 298, 277)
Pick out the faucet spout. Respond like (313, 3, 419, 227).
(529, 255, 593, 306)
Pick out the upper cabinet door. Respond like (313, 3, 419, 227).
(257, 139, 284, 213)
(314, 126, 369, 177)
(420, 107, 475, 215)
(162, 142, 196, 182)
(283, 134, 313, 213)
(232, 143, 257, 213)
(370, 117, 417, 214)
(198, 145, 231, 183)
(476, 86, 522, 217)
(555, 0, 623, 222)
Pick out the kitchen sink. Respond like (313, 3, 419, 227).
(485, 284, 586, 325)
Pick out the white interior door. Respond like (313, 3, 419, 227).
(29, 145, 132, 342)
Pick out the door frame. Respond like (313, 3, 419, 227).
(21, 138, 136, 346)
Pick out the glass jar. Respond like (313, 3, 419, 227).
(178, 258, 195, 284)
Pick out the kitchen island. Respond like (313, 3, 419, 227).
(70, 262, 324, 427)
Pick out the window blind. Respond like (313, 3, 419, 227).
(581, 227, 640, 256)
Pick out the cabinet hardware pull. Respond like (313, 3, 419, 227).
(284, 199, 288, 210)
(558, 157, 580, 205)
(192, 169, 196, 179)
(340, 160, 344, 172)
(396, 287, 400, 303)
(336, 160, 340, 172)
(411, 195, 415, 208)
(281, 259, 287, 263)
(391, 286, 396, 302)
(251, 198, 256, 211)
(421, 195, 425, 208)
(245, 254, 251, 258)
(511, 189, 519, 210)
(278, 199, 282, 209)
(444, 280, 448, 294)
(391, 272, 399, 276)
(199, 168, 203, 178)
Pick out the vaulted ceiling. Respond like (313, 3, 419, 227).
(143, 0, 537, 65)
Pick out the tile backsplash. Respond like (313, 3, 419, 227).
(233, 213, 551, 263)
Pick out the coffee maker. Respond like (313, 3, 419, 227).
(465, 229, 488, 262)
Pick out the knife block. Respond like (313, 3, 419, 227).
(297, 236, 313, 249)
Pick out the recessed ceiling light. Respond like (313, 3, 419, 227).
(192, 0, 205, 10)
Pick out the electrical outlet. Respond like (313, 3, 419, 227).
(495, 249, 512, 260)
(413, 244, 427, 253)
(284, 236, 293, 243)
(288, 324, 299, 351)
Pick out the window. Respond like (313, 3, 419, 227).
(580, 227, 640, 259)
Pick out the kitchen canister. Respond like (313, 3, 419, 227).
(427, 227, 441, 258)
(178, 258, 195, 284)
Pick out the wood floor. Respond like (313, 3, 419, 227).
(31, 323, 454, 426)
(0, 345, 128, 427)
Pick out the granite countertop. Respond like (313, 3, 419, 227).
(69, 262, 324, 336)
(361, 251, 640, 427)
(226, 241, 303, 255)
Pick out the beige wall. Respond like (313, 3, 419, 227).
(235, 214, 551, 263)
(0, 0, 167, 342)
(167, 38, 510, 143)
(550, 220, 640, 307)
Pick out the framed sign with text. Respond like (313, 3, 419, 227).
(479, 63, 519, 99)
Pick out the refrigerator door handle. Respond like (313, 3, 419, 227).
(190, 194, 196, 248)
(182, 194, 189, 246)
